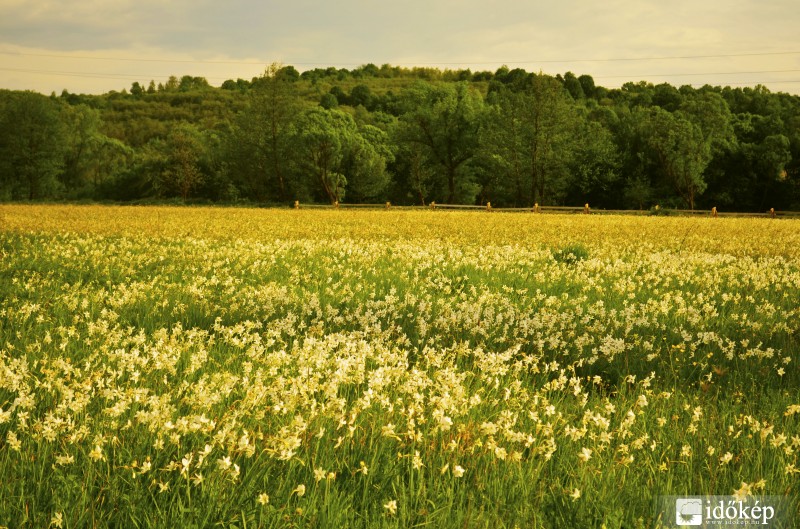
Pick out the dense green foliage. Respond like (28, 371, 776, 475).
(1, 65, 799, 210)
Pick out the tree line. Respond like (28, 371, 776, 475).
(1, 63, 799, 211)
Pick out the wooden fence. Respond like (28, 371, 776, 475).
(291, 201, 800, 218)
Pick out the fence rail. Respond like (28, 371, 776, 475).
(291, 201, 800, 218)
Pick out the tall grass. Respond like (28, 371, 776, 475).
(0, 205, 798, 528)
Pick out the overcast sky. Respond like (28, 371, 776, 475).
(1, 0, 799, 95)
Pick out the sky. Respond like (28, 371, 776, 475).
(1, 0, 799, 95)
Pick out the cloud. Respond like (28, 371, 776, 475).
(1, 0, 798, 94)
(0, 0, 216, 51)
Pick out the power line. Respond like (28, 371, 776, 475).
(706, 79, 800, 86)
(506, 51, 800, 64)
(1, 50, 800, 66)
(0, 67, 237, 82)
(391, 51, 800, 66)
(594, 69, 800, 79)
(0, 51, 265, 65)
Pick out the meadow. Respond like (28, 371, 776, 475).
(0, 205, 798, 528)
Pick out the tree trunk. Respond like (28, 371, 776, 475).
(446, 166, 456, 203)
(270, 105, 286, 200)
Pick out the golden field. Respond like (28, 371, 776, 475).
(0, 204, 798, 528)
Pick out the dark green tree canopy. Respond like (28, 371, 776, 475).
(0, 91, 68, 200)
(395, 82, 484, 203)
(0, 65, 798, 210)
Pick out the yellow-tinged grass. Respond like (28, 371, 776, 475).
(0, 204, 798, 528)
(2, 204, 799, 258)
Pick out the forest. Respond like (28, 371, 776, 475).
(1, 63, 799, 211)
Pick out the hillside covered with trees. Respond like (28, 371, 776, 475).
(1, 63, 799, 211)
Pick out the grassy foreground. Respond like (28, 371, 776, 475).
(0, 205, 798, 528)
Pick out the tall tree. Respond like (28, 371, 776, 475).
(613, 107, 661, 209)
(480, 74, 580, 206)
(84, 136, 133, 196)
(227, 63, 304, 201)
(578, 74, 596, 99)
(563, 72, 585, 100)
(293, 108, 348, 203)
(680, 92, 736, 154)
(525, 74, 582, 204)
(292, 108, 391, 204)
(403, 142, 437, 205)
(396, 82, 483, 203)
(678, 92, 737, 208)
(708, 112, 792, 210)
(638, 107, 711, 210)
(564, 120, 621, 207)
(344, 124, 393, 202)
(156, 124, 206, 200)
(479, 90, 527, 206)
(60, 104, 118, 196)
(0, 91, 67, 200)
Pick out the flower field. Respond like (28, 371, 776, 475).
(1, 205, 799, 528)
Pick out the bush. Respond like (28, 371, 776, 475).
(552, 243, 590, 265)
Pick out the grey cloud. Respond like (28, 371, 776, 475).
(1, 0, 798, 94)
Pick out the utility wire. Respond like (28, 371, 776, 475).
(593, 69, 800, 79)
(0, 67, 235, 82)
(1, 49, 800, 66)
(0, 51, 264, 65)
(392, 51, 800, 66)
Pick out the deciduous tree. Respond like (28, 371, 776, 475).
(0, 91, 67, 200)
(157, 124, 206, 200)
(639, 107, 711, 210)
(396, 82, 483, 203)
(227, 63, 304, 201)
(480, 74, 581, 206)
